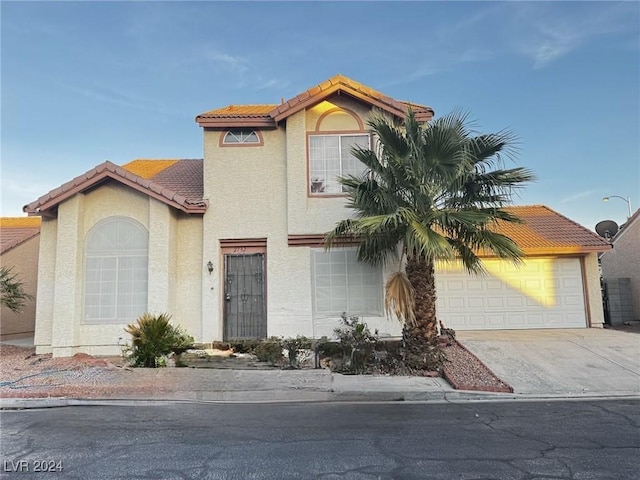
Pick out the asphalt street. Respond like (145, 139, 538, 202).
(1, 400, 639, 479)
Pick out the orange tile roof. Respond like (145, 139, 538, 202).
(122, 159, 179, 179)
(0, 217, 41, 254)
(195, 74, 434, 128)
(198, 105, 276, 118)
(0, 217, 42, 228)
(494, 205, 611, 255)
(269, 74, 434, 123)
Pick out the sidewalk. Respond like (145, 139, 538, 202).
(3, 331, 640, 409)
(3, 363, 638, 411)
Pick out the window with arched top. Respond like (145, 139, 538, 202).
(222, 129, 262, 145)
(308, 133, 371, 194)
(84, 217, 148, 324)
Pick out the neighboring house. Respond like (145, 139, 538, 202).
(600, 209, 640, 322)
(0, 217, 41, 340)
(23, 75, 612, 357)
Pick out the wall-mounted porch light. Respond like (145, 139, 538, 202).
(207, 261, 213, 275)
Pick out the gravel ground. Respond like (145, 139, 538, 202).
(0, 341, 511, 399)
(442, 341, 513, 392)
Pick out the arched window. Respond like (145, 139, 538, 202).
(222, 129, 262, 145)
(84, 217, 148, 323)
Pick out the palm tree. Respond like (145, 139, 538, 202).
(325, 110, 536, 371)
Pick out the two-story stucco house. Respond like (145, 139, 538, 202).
(24, 75, 611, 357)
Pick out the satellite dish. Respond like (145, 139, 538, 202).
(595, 220, 619, 239)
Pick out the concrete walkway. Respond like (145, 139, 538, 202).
(457, 329, 640, 397)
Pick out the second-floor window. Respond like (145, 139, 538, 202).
(222, 130, 261, 145)
(309, 133, 370, 194)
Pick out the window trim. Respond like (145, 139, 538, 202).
(219, 129, 264, 147)
(306, 130, 371, 197)
(311, 247, 383, 319)
(83, 216, 149, 325)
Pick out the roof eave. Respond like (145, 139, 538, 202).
(195, 117, 277, 129)
(24, 164, 208, 217)
(270, 84, 412, 123)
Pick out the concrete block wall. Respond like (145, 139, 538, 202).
(605, 278, 634, 325)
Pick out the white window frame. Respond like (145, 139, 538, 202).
(83, 217, 148, 324)
(222, 129, 261, 145)
(308, 133, 370, 195)
(311, 248, 383, 318)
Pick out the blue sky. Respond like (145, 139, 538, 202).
(2, 1, 639, 232)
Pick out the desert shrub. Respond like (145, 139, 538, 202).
(252, 337, 283, 365)
(331, 313, 380, 374)
(124, 313, 194, 368)
(281, 336, 313, 368)
(229, 339, 262, 354)
(0, 266, 33, 313)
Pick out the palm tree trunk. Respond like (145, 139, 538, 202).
(402, 256, 443, 371)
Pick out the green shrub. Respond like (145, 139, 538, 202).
(281, 336, 312, 368)
(124, 313, 194, 368)
(229, 339, 262, 354)
(252, 338, 283, 365)
(331, 313, 380, 374)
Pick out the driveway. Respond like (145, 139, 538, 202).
(457, 329, 640, 397)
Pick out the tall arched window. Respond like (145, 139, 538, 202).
(84, 217, 148, 323)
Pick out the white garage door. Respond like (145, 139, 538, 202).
(436, 257, 587, 330)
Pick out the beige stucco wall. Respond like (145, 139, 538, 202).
(200, 96, 400, 342)
(34, 183, 204, 356)
(600, 217, 640, 320)
(583, 252, 606, 327)
(286, 97, 374, 236)
(0, 235, 39, 340)
(202, 126, 289, 341)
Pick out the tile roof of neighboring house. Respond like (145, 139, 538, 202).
(497, 205, 612, 255)
(196, 74, 434, 128)
(0, 217, 41, 254)
(23, 160, 206, 217)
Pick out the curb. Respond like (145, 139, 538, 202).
(3, 391, 639, 410)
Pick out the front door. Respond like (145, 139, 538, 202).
(223, 251, 266, 340)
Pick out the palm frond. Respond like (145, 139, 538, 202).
(385, 271, 416, 326)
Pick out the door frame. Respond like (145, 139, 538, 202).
(219, 238, 267, 339)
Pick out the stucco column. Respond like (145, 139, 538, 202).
(200, 208, 219, 341)
(583, 253, 605, 327)
(33, 218, 57, 354)
(147, 200, 175, 315)
(51, 195, 84, 356)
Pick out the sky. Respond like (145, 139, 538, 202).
(1, 1, 639, 233)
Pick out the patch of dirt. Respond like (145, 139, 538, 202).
(605, 321, 640, 334)
(0, 344, 169, 399)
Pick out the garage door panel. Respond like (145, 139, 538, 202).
(437, 258, 586, 330)
(469, 315, 488, 326)
(506, 314, 525, 327)
(468, 297, 484, 308)
(486, 279, 503, 290)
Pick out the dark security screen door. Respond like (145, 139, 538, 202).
(223, 253, 267, 340)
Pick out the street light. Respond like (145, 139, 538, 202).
(602, 195, 632, 219)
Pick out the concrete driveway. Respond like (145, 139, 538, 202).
(457, 329, 640, 397)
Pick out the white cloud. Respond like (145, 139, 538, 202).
(509, 2, 639, 69)
(560, 189, 597, 204)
